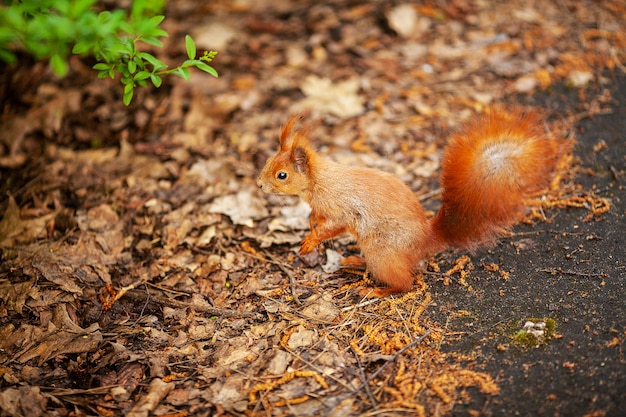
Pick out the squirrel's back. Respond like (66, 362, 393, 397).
(431, 106, 563, 249)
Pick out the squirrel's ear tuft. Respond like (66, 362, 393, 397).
(279, 119, 294, 151)
(292, 147, 309, 173)
(279, 112, 315, 151)
(279, 114, 305, 151)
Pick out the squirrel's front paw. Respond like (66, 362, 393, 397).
(299, 235, 319, 255)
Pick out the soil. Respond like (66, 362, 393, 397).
(432, 73, 626, 416)
(0, 1, 624, 416)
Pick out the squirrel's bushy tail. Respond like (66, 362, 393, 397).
(431, 106, 566, 250)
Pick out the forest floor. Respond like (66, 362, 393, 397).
(0, 1, 624, 416)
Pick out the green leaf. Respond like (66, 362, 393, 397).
(143, 28, 168, 38)
(140, 36, 163, 48)
(130, 0, 145, 19)
(134, 71, 150, 81)
(195, 62, 219, 77)
(119, 21, 136, 37)
(131, 0, 165, 16)
(107, 43, 132, 57)
(0, 49, 17, 64)
(97, 10, 113, 23)
(50, 54, 69, 77)
(124, 37, 136, 54)
(128, 59, 137, 74)
(119, 66, 131, 78)
(124, 81, 134, 94)
(53, 2, 70, 15)
(150, 73, 162, 87)
(185, 35, 196, 60)
(138, 52, 167, 71)
(72, 40, 92, 55)
(93, 63, 111, 71)
(3, 7, 24, 29)
(70, 0, 97, 19)
(148, 15, 166, 27)
(23, 37, 49, 59)
(123, 88, 134, 106)
(173, 67, 190, 80)
(0, 26, 18, 43)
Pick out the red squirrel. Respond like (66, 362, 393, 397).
(257, 107, 566, 296)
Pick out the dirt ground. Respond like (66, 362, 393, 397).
(0, 1, 624, 416)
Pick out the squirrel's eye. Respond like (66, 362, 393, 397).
(277, 171, 288, 180)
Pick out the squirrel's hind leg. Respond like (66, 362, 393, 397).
(362, 252, 417, 297)
(341, 255, 366, 267)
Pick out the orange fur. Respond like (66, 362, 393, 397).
(431, 107, 561, 249)
(257, 108, 567, 296)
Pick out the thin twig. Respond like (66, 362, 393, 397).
(263, 250, 303, 305)
(345, 340, 377, 410)
(126, 288, 263, 319)
(132, 283, 151, 326)
(537, 267, 608, 278)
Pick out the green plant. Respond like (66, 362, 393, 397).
(512, 318, 556, 348)
(0, 0, 218, 105)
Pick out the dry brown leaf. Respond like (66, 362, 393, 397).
(209, 187, 269, 227)
(287, 326, 318, 349)
(300, 293, 340, 323)
(209, 374, 247, 410)
(32, 258, 83, 294)
(298, 76, 365, 118)
(267, 350, 293, 375)
(126, 378, 174, 417)
(0, 195, 21, 242)
(0, 88, 80, 169)
(0, 195, 54, 246)
(183, 159, 237, 190)
(0, 281, 39, 314)
(0, 386, 49, 417)
(13, 311, 101, 365)
(386, 4, 431, 39)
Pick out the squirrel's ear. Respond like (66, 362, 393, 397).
(279, 115, 302, 151)
(292, 147, 309, 173)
